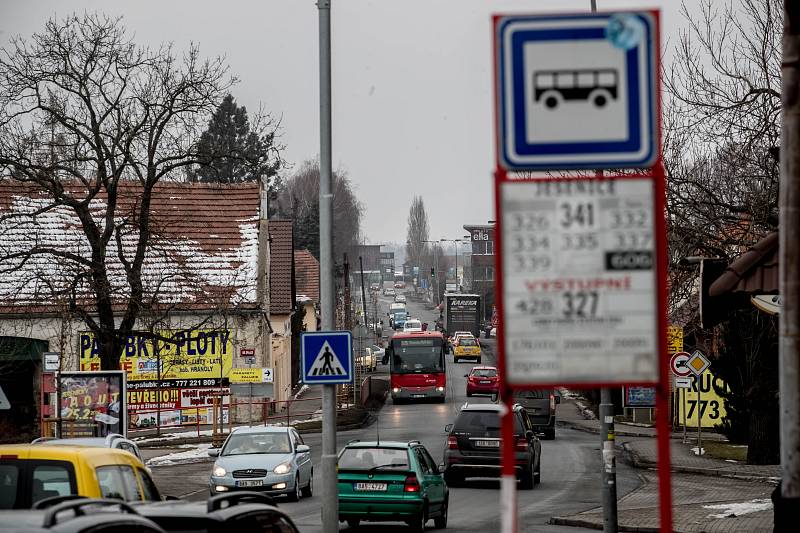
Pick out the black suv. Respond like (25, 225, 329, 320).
(442, 403, 541, 489)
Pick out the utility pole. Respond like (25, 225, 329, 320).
(778, 2, 800, 529)
(317, 1, 337, 531)
(589, 1, 618, 531)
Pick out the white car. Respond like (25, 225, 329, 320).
(357, 348, 377, 372)
(403, 319, 423, 332)
(383, 288, 396, 297)
(394, 294, 406, 304)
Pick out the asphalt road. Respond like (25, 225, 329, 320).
(151, 288, 642, 531)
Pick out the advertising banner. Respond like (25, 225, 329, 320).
(58, 371, 126, 437)
(127, 388, 180, 412)
(180, 387, 230, 408)
(677, 371, 729, 428)
(79, 329, 233, 381)
(624, 386, 656, 408)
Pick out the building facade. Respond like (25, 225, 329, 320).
(463, 224, 496, 321)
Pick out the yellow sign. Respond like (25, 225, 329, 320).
(229, 368, 263, 383)
(677, 370, 729, 428)
(79, 330, 233, 381)
(667, 325, 683, 356)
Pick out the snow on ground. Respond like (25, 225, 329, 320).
(691, 447, 706, 456)
(293, 384, 310, 400)
(147, 443, 213, 467)
(703, 498, 772, 519)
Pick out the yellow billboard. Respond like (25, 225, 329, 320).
(79, 329, 233, 381)
(677, 370, 729, 428)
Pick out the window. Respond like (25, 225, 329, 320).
(486, 267, 494, 281)
(117, 442, 140, 460)
(486, 240, 494, 255)
(338, 447, 409, 471)
(137, 468, 161, 501)
(414, 449, 431, 475)
(96, 465, 140, 501)
(420, 448, 438, 474)
(222, 433, 291, 455)
(0, 464, 19, 509)
(471, 368, 497, 378)
(32, 464, 73, 504)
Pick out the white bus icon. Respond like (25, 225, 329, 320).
(533, 69, 619, 109)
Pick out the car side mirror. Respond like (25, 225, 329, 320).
(296, 444, 310, 453)
(555, 396, 561, 404)
(463, 374, 469, 378)
(208, 448, 220, 457)
(444, 424, 453, 433)
(438, 463, 445, 474)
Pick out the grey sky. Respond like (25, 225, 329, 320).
(1, 0, 683, 245)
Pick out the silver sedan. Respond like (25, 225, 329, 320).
(208, 426, 313, 501)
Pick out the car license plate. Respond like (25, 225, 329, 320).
(412, 394, 426, 398)
(354, 482, 388, 491)
(480, 380, 491, 384)
(236, 480, 264, 487)
(476, 440, 500, 448)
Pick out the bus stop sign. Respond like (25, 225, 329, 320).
(494, 11, 658, 170)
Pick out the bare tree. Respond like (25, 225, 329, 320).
(664, 0, 782, 463)
(405, 195, 430, 274)
(275, 159, 363, 262)
(0, 14, 240, 370)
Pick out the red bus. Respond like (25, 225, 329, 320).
(387, 331, 447, 403)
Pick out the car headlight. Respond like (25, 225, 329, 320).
(273, 462, 292, 475)
(213, 465, 226, 477)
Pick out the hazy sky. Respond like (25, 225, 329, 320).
(1, 0, 683, 245)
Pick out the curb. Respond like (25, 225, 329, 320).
(619, 442, 779, 484)
(137, 413, 375, 448)
(549, 516, 658, 533)
(557, 419, 659, 439)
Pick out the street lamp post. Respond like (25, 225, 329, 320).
(423, 240, 440, 305)
(440, 238, 465, 292)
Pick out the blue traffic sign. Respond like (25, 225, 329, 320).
(495, 11, 658, 170)
(300, 331, 353, 384)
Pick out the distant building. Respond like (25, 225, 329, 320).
(380, 251, 395, 282)
(463, 224, 495, 321)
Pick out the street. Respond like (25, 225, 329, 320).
(151, 290, 641, 531)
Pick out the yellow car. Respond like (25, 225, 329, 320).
(0, 444, 163, 509)
(453, 336, 481, 363)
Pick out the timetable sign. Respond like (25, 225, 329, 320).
(500, 176, 658, 385)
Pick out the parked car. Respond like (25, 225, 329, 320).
(358, 348, 377, 372)
(513, 389, 560, 440)
(465, 366, 499, 397)
(371, 344, 386, 365)
(442, 403, 541, 489)
(208, 426, 313, 500)
(337, 440, 448, 531)
(133, 492, 300, 532)
(1, 499, 167, 533)
(32, 433, 144, 464)
(0, 444, 163, 509)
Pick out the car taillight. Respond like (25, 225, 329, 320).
(550, 393, 556, 411)
(447, 435, 459, 449)
(515, 436, 528, 452)
(404, 474, 421, 492)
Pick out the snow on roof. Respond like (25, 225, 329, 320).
(0, 181, 262, 313)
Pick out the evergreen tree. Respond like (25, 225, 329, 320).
(194, 94, 283, 186)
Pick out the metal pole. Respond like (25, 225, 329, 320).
(682, 387, 687, 444)
(697, 378, 702, 453)
(780, 0, 800, 505)
(600, 387, 619, 533)
(318, 1, 337, 531)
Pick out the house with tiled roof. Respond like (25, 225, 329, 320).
(0, 180, 276, 438)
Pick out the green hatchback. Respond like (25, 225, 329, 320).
(337, 440, 449, 531)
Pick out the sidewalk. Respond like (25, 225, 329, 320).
(553, 398, 778, 532)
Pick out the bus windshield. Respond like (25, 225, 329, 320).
(390, 338, 444, 374)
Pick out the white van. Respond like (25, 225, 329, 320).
(403, 319, 423, 333)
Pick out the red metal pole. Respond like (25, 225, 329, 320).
(654, 159, 673, 532)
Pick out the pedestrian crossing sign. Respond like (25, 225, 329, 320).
(300, 331, 353, 384)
